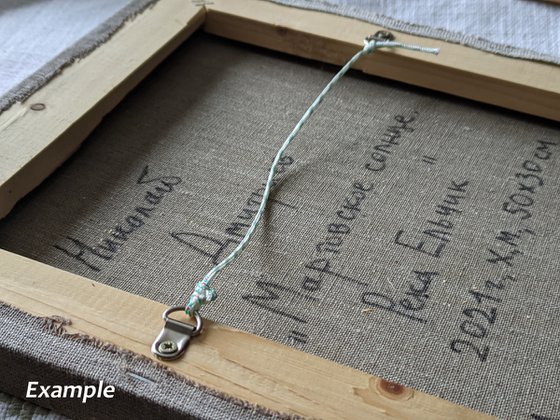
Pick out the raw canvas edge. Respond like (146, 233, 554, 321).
(0, 0, 160, 114)
(0, 301, 296, 419)
(268, 0, 560, 65)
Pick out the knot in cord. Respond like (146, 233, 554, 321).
(363, 39, 379, 53)
(185, 279, 217, 315)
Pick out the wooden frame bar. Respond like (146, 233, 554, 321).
(1, 0, 557, 417)
(0, 0, 205, 220)
(205, 0, 560, 123)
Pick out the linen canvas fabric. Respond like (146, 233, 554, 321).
(0, 0, 158, 112)
(271, 0, 560, 65)
(2, 0, 560, 116)
(0, 390, 67, 420)
(0, 33, 559, 418)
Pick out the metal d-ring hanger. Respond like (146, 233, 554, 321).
(151, 307, 203, 360)
(151, 32, 438, 361)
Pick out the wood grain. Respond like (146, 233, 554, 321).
(0, 249, 491, 419)
(0, 0, 205, 219)
(205, 0, 560, 122)
(0, 1, 551, 417)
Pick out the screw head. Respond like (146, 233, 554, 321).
(158, 340, 178, 354)
(366, 30, 395, 42)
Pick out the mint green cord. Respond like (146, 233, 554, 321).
(185, 39, 439, 315)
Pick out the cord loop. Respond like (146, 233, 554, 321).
(184, 38, 438, 315)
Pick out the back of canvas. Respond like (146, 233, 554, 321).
(0, 33, 558, 419)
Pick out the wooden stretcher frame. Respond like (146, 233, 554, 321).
(1, 0, 558, 417)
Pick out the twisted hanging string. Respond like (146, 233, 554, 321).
(185, 39, 439, 315)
